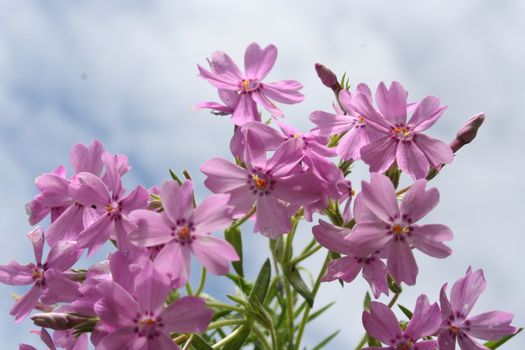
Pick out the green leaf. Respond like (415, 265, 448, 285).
(191, 334, 214, 350)
(397, 304, 413, 319)
(363, 292, 371, 311)
(246, 298, 273, 330)
(270, 236, 285, 263)
(169, 169, 182, 185)
(484, 328, 522, 349)
(387, 275, 402, 294)
(285, 265, 314, 307)
(308, 302, 335, 323)
(227, 294, 248, 307)
(312, 330, 340, 350)
(225, 227, 244, 277)
(222, 325, 251, 350)
(166, 289, 180, 305)
(249, 259, 271, 303)
(367, 335, 382, 347)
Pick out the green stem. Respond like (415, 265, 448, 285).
(182, 334, 193, 350)
(229, 206, 256, 231)
(212, 325, 245, 349)
(185, 282, 193, 296)
(388, 293, 400, 308)
(207, 318, 247, 330)
(290, 244, 323, 266)
(252, 325, 273, 350)
(354, 333, 368, 350)
(196, 267, 207, 296)
(206, 301, 244, 313)
(294, 252, 331, 350)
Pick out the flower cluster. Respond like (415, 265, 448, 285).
(1, 43, 519, 350)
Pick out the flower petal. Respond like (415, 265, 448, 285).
(252, 91, 284, 117)
(244, 43, 277, 80)
(254, 196, 293, 238)
(45, 241, 82, 271)
(375, 81, 408, 125)
(408, 96, 446, 132)
(362, 302, 402, 345)
(232, 93, 260, 125)
(387, 239, 418, 285)
(450, 268, 486, 318)
(0, 261, 35, 286)
(193, 194, 233, 234)
(69, 172, 110, 207)
(200, 157, 249, 193)
(396, 141, 429, 180)
(410, 224, 453, 258)
(160, 180, 193, 225)
(162, 296, 213, 334)
(362, 258, 389, 299)
(154, 243, 190, 288)
(262, 80, 304, 104)
(95, 327, 137, 350)
(361, 173, 399, 223)
(414, 134, 454, 168)
(70, 140, 105, 175)
(400, 179, 439, 223)
(94, 281, 138, 326)
(467, 311, 517, 340)
(197, 64, 238, 90)
(128, 210, 171, 247)
(312, 220, 353, 254)
(437, 330, 456, 350)
(41, 269, 81, 304)
(322, 256, 362, 283)
(210, 50, 243, 81)
(345, 221, 393, 256)
(10, 284, 42, 322)
(457, 333, 490, 350)
(405, 295, 441, 340)
(134, 260, 171, 314)
(191, 235, 239, 275)
(360, 137, 398, 174)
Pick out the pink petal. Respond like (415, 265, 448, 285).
(321, 256, 362, 283)
(46, 204, 84, 246)
(410, 224, 453, 258)
(362, 302, 402, 345)
(95, 327, 137, 350)
(360, 137, 398, 174)
(336, 125, 372, 161)
(77, 215, 113, 256)
(407, 96, 446, 132)
(266, 140, 303, 177)
(439, 283, 453, 319)
(210, 50, 243, 81)
(437, 330, 456, 350)
(101, 152, 122, 194)
(94, 281, 138, 326)
(191, 235, 239, 275)
(69, 172, 111, 207)
(232, 93, 260, 125)
(362, 259, 389, 298)
(45, 240, 81, 271)
(120, 185, 148, 213)
(146, 332, 178, 350)
(361, 173, 400, 222)
(312, 220, 353, 254)
(400, 180, 439, 222)
(254, 196, 293, 238)
(309, 111, 353, 136)
(353, 193, 379, 223)
(135, 260, 171, 314)
(387, 239, 418, 285)
(193, 194, 233, 234)
(467, 311, 517, 340)
(200, 157, 249, 193)
(197, 64, 238, 90)
(194, 100, 233, 114)
(244, 43, 277, 80)
(154, 243, 191, 288)
(10, 284, 42, 322)
(396, 141, 430, 180)
(345, 221, 393, 256)
(375, 81, 408, 125)
(128, 210, 171, 247)
(0, 261, 35, 286)
(27, 227, 45, 264)
(414, 134, 454, 168)
(272, 173, 321, 206)
(252, 91, 284, 117)
(457, 333, 489, 350)
(160, 180, 194, 224)
(34, 173, 71, 207)
(226, 186, 256, 216)
(70, 140, 105, 175)
(41, 269, 81, 304)
(410, 340, 438, 350)
(450, 269, 486, 318)
(405, 295, 441, 340)
(352, 93, 391, 131)
(262, 80, 304, 104)
(162, 296, 213, 334)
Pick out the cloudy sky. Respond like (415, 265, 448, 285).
(0, 0, 524, 348)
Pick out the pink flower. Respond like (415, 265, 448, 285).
(200, 143, 321, 238)
(345, 173, 453, 285)
(198, 42, 304, 124)
(94, 261, 213, 349)
(438, 268, 517, 350)
(128, 180, 238, 287)
(312, 220, 388, 298)
(0, 228, 82, 321)
(362, 295, 441, 350)
(353, 81, 453, 179)
(310, 84, 381, 161)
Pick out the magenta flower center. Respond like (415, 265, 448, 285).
(171, 218, 195, 245)
(395, 340, 414, 350)
(133, 312, 164, 339)
(31, 263, 47, 287)
(388, 220, 413, 242)
(240, 79, 260, 92)
(355, 115, 366, 128)
(248, 169, 276, 196)
(104, 201, 120, 216)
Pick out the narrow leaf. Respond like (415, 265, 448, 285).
(191, 334, 214, 350)
(363, 292, 371, 311)
(308, 302, 335, 323)
(225, 227, 244, 277)
(285, 265, 314, 307)
(312, 330, 340, 350)
(169, 169, 182, 185)
(222, 325, 251, 350)
(249, 259, 271, 303)
(397, 304, 413, 319)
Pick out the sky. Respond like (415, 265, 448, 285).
(0, 0, 524, 348)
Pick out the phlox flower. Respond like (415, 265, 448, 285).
(0, 228, 82, 321)
(352, 81, 453, 179)
(198, 42, 304, 124)
(362, 295, 441, 350)
(129, 180, 238, 287)
(93, 260, 213, 350)
(438, 268, 517, 350)
(345, 173, 453, 285)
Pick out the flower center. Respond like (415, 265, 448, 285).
(248, 169, 276, 196)
(395, 340, 414, 350)
(105, 202, 119, 214)
(177, 225, 191, 240)
(357, 115, 366, 125)
(393, 126, 412, 140)
(392, 224, 410, 235)
(134, 312, 164, 339)
(240, 79, 260, 92)
(253, 175, 267, 190)
(450, 325, 460, 335)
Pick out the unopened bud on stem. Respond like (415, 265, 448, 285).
(31, 312, 90, 330)
(450, 113, 485, 153)
(315, 63, 342, 93)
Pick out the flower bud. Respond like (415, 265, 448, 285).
(315, 63, 342, 92)
(450, 113, 485, 153)
(31, 312, 88, 330)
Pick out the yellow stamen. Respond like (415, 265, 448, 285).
(450, 325, 460, 334)
(241, 79, 251, 91)
(178, 226, 191, 240)
(253, 175, 267, 189)
(392, 224, 410, 234)
(32, 270, 41, 280)
(394, 127, 411, 138)
(105, 204, 114, 212)
(357, 115, 365, 124)
(293, 133, 299, 139)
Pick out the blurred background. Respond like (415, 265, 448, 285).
(0, 0, 524, 348)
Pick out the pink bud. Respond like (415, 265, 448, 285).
(315, 63, 342, 92)
(449, 113, 485, 153)
(31, 312, 88, 330)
